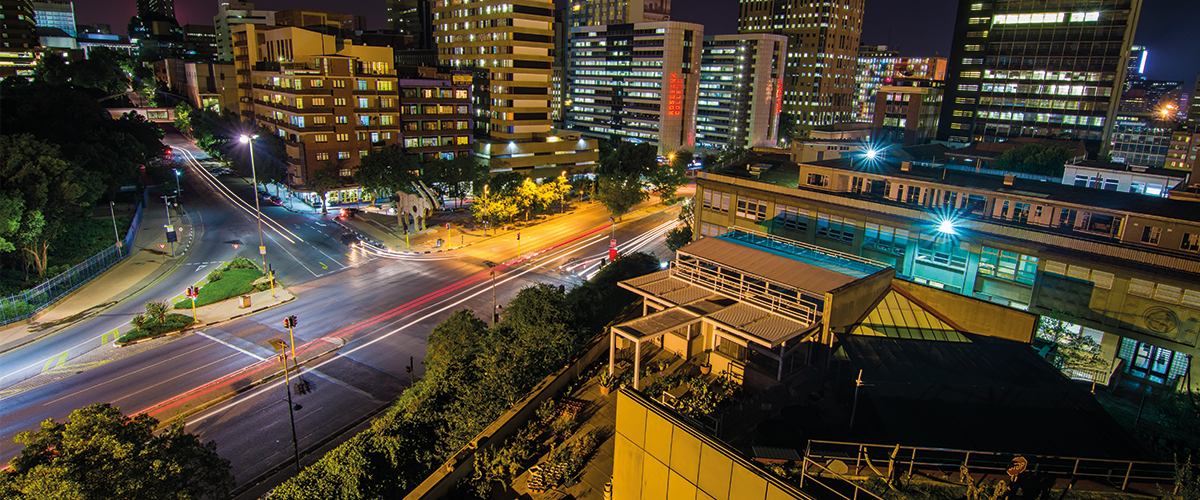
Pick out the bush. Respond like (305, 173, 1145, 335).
(176, 268, 263, 309)
(118, 313, 193, 343)
(206, 269, 224, 282)
(225, 257, 258, 270)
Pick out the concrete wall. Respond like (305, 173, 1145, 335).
(613, 389, 809, 500)
(894, 279, 1038, 343)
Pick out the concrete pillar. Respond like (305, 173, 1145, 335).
(633, 341, 642, 391)
(609, 329, 616, 376)
(777, 340, 786, 381)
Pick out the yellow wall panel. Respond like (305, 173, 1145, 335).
(728, 460, 768, 499)
(669, 425, 702, 483)
(645, 410, 675, 460)
(613, 434, 644, 500)
(617, 391, 648, 448)
(668, 469, 698, 500)
(696, 442, 733, 500)
(643, 454, 670, 499)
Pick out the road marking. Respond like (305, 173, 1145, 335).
(42, 351, 68, 373)
(38, 344, 215, 406)
(319, 262, 328, 270)
(100, 328, 120, 344)
(195, 264, 208, 272)
(197, 331, 266, 361)
(44, 359, 114, 375)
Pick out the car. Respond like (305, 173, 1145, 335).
(311, 199, 323, 208)
(339, 207, 361, 219)
(269, 195, 282, 206)
(340, 232, 360, 245)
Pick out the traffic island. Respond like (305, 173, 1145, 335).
(141, 336, 346, 429)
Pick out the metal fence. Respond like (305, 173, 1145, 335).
(0, 195, 145, 326)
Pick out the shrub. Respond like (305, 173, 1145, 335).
(143, 300, 170, 324)
(206, 269, 224, 282)
(225, 257, 257, 270)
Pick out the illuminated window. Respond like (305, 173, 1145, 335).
(960, 71, 982, 78)
(964, 44, 984, 51)
(315, 152, 330, 161)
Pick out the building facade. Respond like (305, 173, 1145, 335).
(433, 0, 598, 173)
(695, 33, 787, 151)
(31, 0, 74, 37)
(871, 80, 944, 145)
(398, 78, 474, 161)
(938, 0, 1143, 144)
(1108, 112, 1173, 168)
(214, 1, 274, 63)
(854, 47, 946, 124)
(136, 0, 173, 19)
(386, 0, 433, 49)
(182, 23, 216, 61)
(0, 0, 39, 77)
(274, 9, 364, 32)
(693, 153, 1200, 391)
(566, 21, 704, 154)
(738, 0, 865, 130)
(566, 0, 670, 27)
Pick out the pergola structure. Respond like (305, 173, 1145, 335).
(611, 232, 890, 390)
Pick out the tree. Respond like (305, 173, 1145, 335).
(594, 142, 655, 219)
(355, 146, 420, 223)
(994, 143, 1074, 177)
(777, 111, 797, 142)
(0, 194, 24, 253)
(308, 164, 343, 216)
(665, 226, 693, 252)
(425, 310, 487, 394)
(0, 403, 234, 500)
(1, 135, 97, 277)
(649, 150, 691, 203)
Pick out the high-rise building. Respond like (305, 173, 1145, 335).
(128, 12, 185, 61)
(695, 34, 787, 151)
(853, 45, 947, 124)
(1188, 74, 1200, 129)
(386, 0, 433, 49)
(872, 79, 944, 146)
(32, 0, 74, 37)
(1120, 79, 1182, 114)
(738, 0, 865, 131)
(274, 9, 365, 32)
(566, 0, 670, 27)
(1125, 44, 1146, 90)
(566, 21, 703, 154)
(0, 0, 39, 77)
(136, 0, 173, 19)
(214, 1, 274, 63)
(182, 24, 216, 61)
(937, 0, 1143, 145)
(1108, 113, 1172, 168)
(433, 0, 598, 174)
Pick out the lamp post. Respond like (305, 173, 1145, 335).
(161, 195, 176, 258)
(109, 201, 121, 248)
(173, 168, 181, 195)
(267, 338, 302, 474)
(240, 134, 267, 272)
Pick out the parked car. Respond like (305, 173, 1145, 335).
(311, 199, 323, 209)
(268, 196, 282, 206)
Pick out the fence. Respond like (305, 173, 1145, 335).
(0, 193, 145, 326)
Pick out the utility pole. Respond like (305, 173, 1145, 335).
(161, 195, 176, 258)
(109, 201, 121, 248)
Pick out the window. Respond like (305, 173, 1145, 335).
(959, 84, 980, 92)
(816, 213, 855, 244)
(1181, 233, 1200, 252)
(315, 152, 330, 161)
(421, 137, 438, 147)
(953, 110, 974, 117)
(1090, 270, 1114, 290)
(332, 79, 346, 88)
(339, 168, 352, 177)
(961, 59, 983, 66)
(381, 115, 394, 125)
(377, 81, 393, 91)
(1155, 284, 1182, 304)
(358, 97, 370, 108)
(422, 88, 434, 98)
(359, 150, 368, 158)
(314, 116, 327, 125)
(970, 2, 988, 10)
(457, 105, 470, 114)
(806, 173, 828, 187)
(700, 222, 726, 237)
(359, 115, 370, 126)
(906, 186, 921, 204)
(964, 44, 984, 51)
(968, 17, 989, 24)
(314, 134, 328, 143)
(1013, 202, 1030, 223)
(456, 136, 469, 145)
(1044, 260, 1068, 276)
(357, 80, 368, 90)
(455, 89, 469, 99)
(337, 151, 351, 159)
(1141, 226, 1162, 244)
(310, 79, 323, 87)
(334, 97, 347, 106)
(980, 246, 1038, 285)
(457, 120, 470, 130)
(312, 98, 325, 106)
(736, 197, 767, 221)
(773, 205, 808, 232)
(966, 30, 989, 38)
(915, 234, 968, 270)
(1129, 278, 1155, 298)
(336, 133, 349, 142)
(335, 115, 348, 124)
(380, 98, 392, 107)
(863, 223, 909, 256)
(960, 71, 982, 78)
(404, 137, 419, 148)
(702, 190, 730, 213)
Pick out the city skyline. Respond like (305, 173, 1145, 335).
(73, 1, 1197, 87)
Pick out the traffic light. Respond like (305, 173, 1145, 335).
(186, 286, 199, 299)
(283, 315, 298, 329)
(516, 233, 520, 241)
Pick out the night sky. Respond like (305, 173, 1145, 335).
(76, 0, 1199, 86)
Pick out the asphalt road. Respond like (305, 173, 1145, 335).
(0, 134, 679, 490)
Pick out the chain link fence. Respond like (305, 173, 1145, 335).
(0, 193, 146, 326)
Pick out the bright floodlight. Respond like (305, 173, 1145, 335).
(865, 149, 879, 160)
(239, 134, 259, 143)
(937, 219, 957, 235)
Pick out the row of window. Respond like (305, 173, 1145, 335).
(402, 136, 470, 148)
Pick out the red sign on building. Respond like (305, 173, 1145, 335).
(667, 73, 684, 117)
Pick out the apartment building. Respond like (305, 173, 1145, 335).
(696, 34, 787, 151)
(214, 1, 274, 63)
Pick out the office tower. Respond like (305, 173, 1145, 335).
(32, 0, 75, 37)
(738, 0, 865, 131)
(386, 0, 433, 49)
(937, 0, 1143, 145)
(183, 24, 217, 61)
(214, 1, 274, 63)
(872, 79, 944, 145)
(567, 0, 670, 27)
(696, 34, 788, 150)
(0, 0, 38, 77)
(551, 7, 567, 127)
(854, 45, 947, 124)
(136, 0, 173, 19)
(433, 0, 598, 173)
(1125, 44, 1145, 90)
(1188, 74, 1200, 129)
(566, 21, 703, 154)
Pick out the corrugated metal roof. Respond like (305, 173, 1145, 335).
(613, 307, 702, 340)
(678, 237, 858, 294)
(707, 303, 811, 346)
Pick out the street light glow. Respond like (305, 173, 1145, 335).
(865, 149, 879, 161)
(937, 219, 957, 235)
(239, 134, 259, 144)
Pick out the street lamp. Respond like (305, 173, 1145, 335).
(173, 169, 181, 195)
(239, 134, 267, 272)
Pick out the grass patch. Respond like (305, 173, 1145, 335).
(175, 268, 265, 309)
(117, 313, 194, 343)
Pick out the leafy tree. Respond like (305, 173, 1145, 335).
(424, 310, 487, 394)
(487, 171, 525, 197)
(777, 111, 797, 142)
(0, 403, 234, 500)
(1, 135, 97, 277)
(994, 143, 1074, 177)
(355, 146, 419, 224)
(665, 226, 693, 252)
(595, 142, 655, 219)
(650, 150, 691, 203)
(0, 194, 24, 253)
(422, 154, 488, 209)
(308, 163, 343, 216)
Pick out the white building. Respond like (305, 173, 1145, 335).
(696, 33, 787, 151)
(566, 20, 703, 154)
(1063, 160, 1189, 197)
(213, 1, 274, 62)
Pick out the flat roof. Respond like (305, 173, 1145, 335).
(714, 154, 1200, 223)
(679, 237, 860, 295)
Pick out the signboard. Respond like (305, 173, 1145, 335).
(452, 71, 473, 86)
(165, 230, 177, 243)
(667, 73, 684, 117)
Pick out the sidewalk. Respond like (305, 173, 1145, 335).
(0, 188, 196, 354)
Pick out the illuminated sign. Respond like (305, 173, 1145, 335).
(452, 71, 472, 86)
(773, 78, 783, 116)
(667, 73, 684, 117)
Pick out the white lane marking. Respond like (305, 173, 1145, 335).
(37, 344, 215, 405)
(197, 331, 267, 361)
(111, 352, 243, 405)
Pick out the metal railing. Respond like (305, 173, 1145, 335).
(0, 196, 144, 326)
(671, 255, 822, 325)
(797, 456, 887, 500)
(804, 440, 1175, 492)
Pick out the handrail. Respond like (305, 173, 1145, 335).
(798, 456, 887, 500)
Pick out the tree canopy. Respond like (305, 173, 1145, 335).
(594, 141, 656, 219)
(0, 403, 234, 500)
(649, 150, 691, 203)
(993, 143, 1074, 177)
